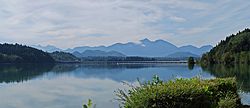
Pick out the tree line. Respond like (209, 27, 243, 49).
(201, 28, 250, 65)
(0, 43, 55, 63)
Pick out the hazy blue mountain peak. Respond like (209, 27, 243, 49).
(155, 39, 176, 46)
(199, 45, 213, 49)
(179, 45, 197, 48)
(32, 44, 62, 52)
(140, 38, 152, 43)
(72, 50, 126, 57)
(109, 42, 135, 47)
(35, 38, 212, 57)
(155, 39, 167, 43)
(140, 38, 176, 47)
(167, 52, 199, 58)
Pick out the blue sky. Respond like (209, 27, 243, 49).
(0, 0, 249, 48)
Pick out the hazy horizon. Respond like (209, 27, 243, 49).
(0, 0, 249, 48)
(30, 38, 213, 50)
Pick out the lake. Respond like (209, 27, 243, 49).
(0, 63, 249, 108)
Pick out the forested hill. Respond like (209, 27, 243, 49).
(50, 51, 80, 63)
(201, 28, 250, 65)
(0, 43, 55, 63)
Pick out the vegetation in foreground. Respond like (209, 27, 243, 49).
(116, 76, 241, 108)
(201, 28, 250, 65)
(83, 99, 96, 108)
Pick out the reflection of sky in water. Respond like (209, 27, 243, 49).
(0, 64, 247, 108)
(0, 77, 127, 108)
(240, 92, 250, 105)
(47, 64, 214, 82)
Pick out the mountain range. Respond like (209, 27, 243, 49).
(33, 38, 213, 57)
(167, 52, 200, 58)
(73, 50, 126, 58)
(32, 45, 62, 53)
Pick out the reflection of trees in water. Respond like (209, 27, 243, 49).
(0, 63, 188, 84)
(0, 63, 162, 83)
(188, 64, 194, 70)
(50, 64, 191, 83)
(51, 64, 173, 73)
(78, 64, 170, 69)
(51, 63, 157, 70)
(0, 64, 54, 83)
(51, 64, 80, 73)
(202, 64, 250, 92)
(51, 64, 169, 76)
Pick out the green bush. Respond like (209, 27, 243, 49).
(116, 76, 241, 108)
(217, 93, 239, 108)
(83, 99, 96, 108)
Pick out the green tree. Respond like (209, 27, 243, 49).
(0, 43, 55, 63)
(188, 57, 195, 64)
(188, 57, 195, 70)
(201, 28, 250, 65)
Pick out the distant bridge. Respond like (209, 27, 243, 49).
(81, 61, 187, 64)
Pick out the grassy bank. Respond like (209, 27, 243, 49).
(116, 76, 242, 108)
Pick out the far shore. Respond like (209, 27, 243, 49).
(56, 60, 187, 64)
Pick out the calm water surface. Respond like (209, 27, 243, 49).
(0, 64, 249, 108)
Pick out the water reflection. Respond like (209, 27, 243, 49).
(0, 77, 126, 108)
(188, 63, 194, 70)
(201, 64, 250, 92)
(0, 63, 249, 107)
(0, 64, 211, 83)
(0, 64, 54, 83)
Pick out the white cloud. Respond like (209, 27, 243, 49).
(0, 0, 249, 48)
(179, 27, 210, 35)
(169, 16, 186, 23)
